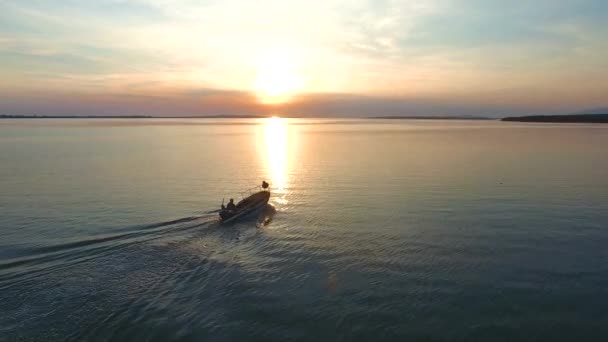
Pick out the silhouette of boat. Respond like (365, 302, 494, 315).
(219, 181, 270, 224)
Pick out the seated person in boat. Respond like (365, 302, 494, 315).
(226, 198, 236, 211)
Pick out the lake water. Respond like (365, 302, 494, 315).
(1, 118, 607, 341)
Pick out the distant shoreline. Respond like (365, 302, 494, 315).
(0, 114, 265, 119)
(4, 114, 608, 122)
(502, 114, 608, 123)
(369, 116, 492, 120)
(1, 114, 492, 120)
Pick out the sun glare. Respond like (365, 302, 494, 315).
(254, 49, 304, 104)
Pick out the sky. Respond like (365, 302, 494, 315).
(1, 0, 607, 117)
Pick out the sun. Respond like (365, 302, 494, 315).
(254, 49, 304, 104)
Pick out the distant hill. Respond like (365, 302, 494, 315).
(576, 107, 608, 115)
(502, 114, 608, 123)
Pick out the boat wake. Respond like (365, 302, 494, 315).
(0, 204, 284, 341)
(0, 214, 219, 291)
(0, 205, 278, 292)
(256, 204, 277, 227)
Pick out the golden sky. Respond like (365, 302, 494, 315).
(1, 0, 607, 116)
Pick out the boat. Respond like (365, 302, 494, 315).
(219, 181, 271, 224)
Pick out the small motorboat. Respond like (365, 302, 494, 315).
(219, 181, 271, 224)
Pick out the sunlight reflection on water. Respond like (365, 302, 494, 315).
(260, 117, 290, 204)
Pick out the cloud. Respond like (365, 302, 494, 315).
(0, 88, 264, 116)
(2, 87, 587, 118)
(1, 0, 607, 115)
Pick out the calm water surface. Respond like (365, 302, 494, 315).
(1, 118, 608, 341)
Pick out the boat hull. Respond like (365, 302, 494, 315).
(219, 191, 270, 224)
